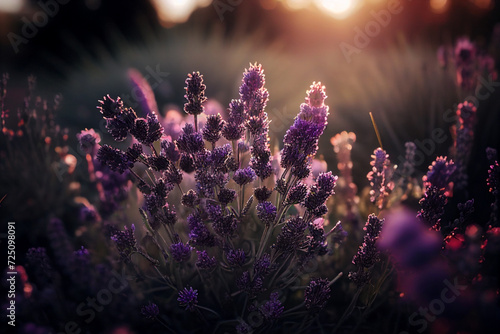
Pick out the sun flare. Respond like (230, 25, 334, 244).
(314, 0, 359, 19)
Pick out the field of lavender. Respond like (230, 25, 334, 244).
(1, 2, 500, 334)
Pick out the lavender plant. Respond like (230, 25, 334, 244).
(86, 64, 345, 333)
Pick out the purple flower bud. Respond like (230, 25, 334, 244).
(196, 250, 217, 270)
(233, 167, 256, 186)
(177, 124, 205, 154)
(227, 99, 245, 125)
(423, 156, 455, 190)
(275, 216, 307, 253)
(110, 224, 137, 263)
(148, 155, 169, 171)
(254, 253, 271, 277)
(257, 201, 276, 225)
(141, 302, 159, 320)
(181, 189, 199, 208)
(285, 182, 307, 205)
(222, 122, 245, 141)
(304, 278, 331, 311)
(164, 167, 182, 185)
(226, 248, 246, 267)
(125, 143, 143, 162)
(170, 242, 192, 263)
(161, 139, 181, 162)
(188, 213, 215, 247)
(98, 95, 124, 118)
(77, 129, 101, 155)
(184, 72, 206, 116)
(260, 292, 284, 320)
(418, 186, 447, 231)
(203, 114, 224, 144)
(97, 145, 132, 173)
(177, 286, 198, 311)
(218, 187, 236, 205)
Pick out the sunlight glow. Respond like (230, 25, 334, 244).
(430, 0, 448, 13)
(314, 0, 359, 19)
(0, 0, 24, 13)
(151, 0, 211, 24)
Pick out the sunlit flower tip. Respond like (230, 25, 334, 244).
(181, 189, 199, 208)
(177, 286, 198, 311)
(110, 224, 137, 263)
(196, 250, 217, 270)
(218, 187, 236, 205)
(226, 248, 246, 267)
(304, 278, 331, 311)
(141, 302, 159, 320)
(371, 148, 389, 171)
(233, 167, 256, 185)
(423, 156, 456, 190)
(254, 186, 272, 203)
(184, 72, 207, 116)
(77, 129, 101, 155)
(488, 161, 500, 196)
(241, 63, 265, 93)
(203, 114, 224, 144)
(364, 214, 384, 239)
(170, 242, 192, 263)
(457, 101, 477, 127)
(260, 292, 284, 320)
(146, 112, 164, 144)
(98, 95, 124, 118)
(257, 201, 277, 225)
(316, 172, 338, 193)
(161, 139, 180, 162)
(97, 145, 133, 173)
(305, 82, 327, 108)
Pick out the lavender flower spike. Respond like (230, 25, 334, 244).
(281, 82, 329, 178)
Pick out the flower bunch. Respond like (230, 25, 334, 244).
(88, 64, 341, 332)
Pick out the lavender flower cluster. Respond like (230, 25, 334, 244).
(80, 64, 344, 332)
